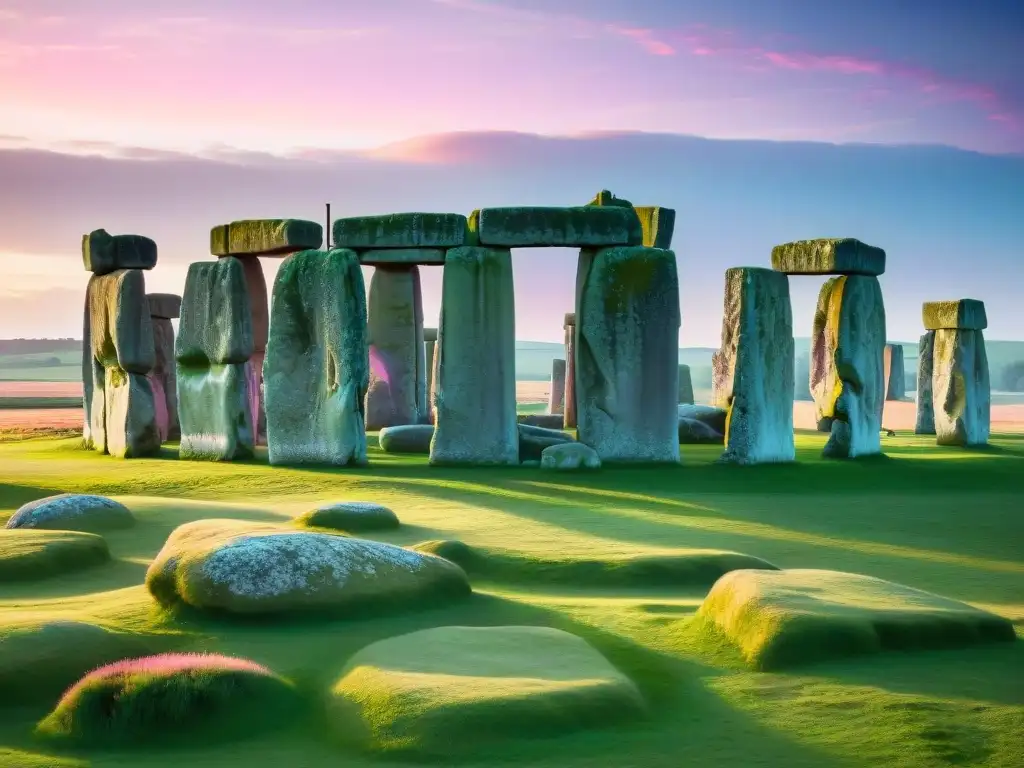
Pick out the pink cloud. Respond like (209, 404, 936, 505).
(606, 25, 675, 57)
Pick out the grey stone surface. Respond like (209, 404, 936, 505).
(922, 299, 988, 331)
(379, 424, 434, 454)
(563, 313, 577, 429)
(678, 364, 694, 405)
(472, 206, 637, 248)
(518, 423, 575, 462)
(548, 358, 566, 414)
(177, 362, 253, 461)
(176, 258, 254, 366)
(884, 344, 906, 401)
(678, 417, 724, 444)
(264, 249, 369, 466)
(933, 329, 990, 446)
(150, 317, 178, 442)
(147, 293, 181, 319)
(81, 292, 94, 449)
(6, 494, 134, 533)
(678, 404, 728, 435)
(365, 265, 426, 430)
(297, 502, 399, 533)
(82, 229, 157, 275)
(519, 414, 568, 429)
(238, 255, 269, 444)
(430, 247, 518, 465)
(714, 268, 795, 465)
(360, 248, 447, 266)
(101, 371, 160, 459)
(810, 275, 886, 459)
(210, 219, 322, 256)
(576, 246, 680, 463)
(89, 270, 156, 375)
(540, 442, 601, 471)
(915, 331, 936, 435)
(424, 328, 437, 424)
(771, 238, 885, 276)
(711, 350, 730, 409)
(334, 213, 467, 249)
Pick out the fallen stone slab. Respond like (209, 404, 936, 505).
(933, 328, 990, 446)
(176, 259, 254, 366)
(146, 519, 470, 615)
(771, 238, 885, 276)
(0, 530, 110, 583)
(540, 442, 601, 470)
(82, 230, 157, 275)
(697, 569, 1015, 671)
(378, 424, 433, 454)
(915, 331, 936, 435)
(147, 293, 181, 320)
(518, 422, 574, 462)
(360, 248, 446, 266)
(264, 249, 369, 466)
(922, 299, 988, 331)
(295, 502, 399, 533)
(6, 494, 134, 534)
(327, 626, 645, 757)
(210, 219, 322, 256)
(334, 213, 467, 249)
(471, 207, 637, 248)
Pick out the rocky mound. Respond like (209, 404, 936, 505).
(5, 494, 135, 534)
(540, 442, 601, 470)
(146, 519, 470, 615)
(329, 625, 645, 756)
(378, 424, 433, 454)
(295, 502, 400, 533)
(36, 653, 297, 745)
(0, 530, 110, 582)
(696, 569, 1016, 670)
(518, 423, 575, 461)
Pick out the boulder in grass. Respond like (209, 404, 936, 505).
(379, 424, 434, 454)
(35, 653, 298, 746)
(0, 530, 109, 583)
(518, 423, 574, 462)
(5, 494, 134, 534)
(147, 293, 181, 320)
(540, 442, 601, 471)
(296, 502, 399, 533)
(771, 238, 885, 276)
(678, 417, 723, 445)
(210, 219, 323, 257)
(328, 626, 645, 757)
(677, 404, 728, 434)
(145, 519, 470, 616)
(696, 569, 1016, 671)
(82, 229, 157, 275)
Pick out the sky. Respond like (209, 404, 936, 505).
(1, 0, 1022, 345)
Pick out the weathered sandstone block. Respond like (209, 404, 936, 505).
(714, 268, 795, 465)
(915, 331, 936, 435)
(210, 219, 322, 256)
(264, 249, 369, 466)
(360, 248, 446, 266)
(678, 364, 694, 405)
(922, 299, 988, 331)
(424, 327, 438, 424)
(563, 313, 577, 429)
(634, 207, 675, 249)
(430, 247, 518, 465)
(147, 293, 181, 319)
(471, 207, 637, 248)
(711, 350, 729, 409)
(334, 213, 467, 249)
(176, 259, 254, 366)
(933, 328, 990, 446)
(89, 271, 156, 375)
(576, 246, 679, 463)
(149, 316, 178, 442)
(548, 358, 566, 415)
(884, 343, 906, 401)
(365, 266, 426, 430)
(82, 230, 157, 275)
(771, 238, 885, 276)
(811, 275, 886, 458)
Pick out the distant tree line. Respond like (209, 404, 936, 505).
(0, 339, 80, 355)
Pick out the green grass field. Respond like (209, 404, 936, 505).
(0, 432, 1022, 767)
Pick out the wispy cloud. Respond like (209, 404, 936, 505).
(606, 25, 675, 57)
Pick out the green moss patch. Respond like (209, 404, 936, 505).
(81, 229, 157, 276)
(332, 213, 467, 249)
(295, 502, 399, 533)
(473, 206, 637, 248)
(695, 569, 1016, 671)
(328, 625, 645, 756)
(771, 238, 885, 276)
(36, 652, 298, 746)
(210, 219, 323, 257)
(922, 299, 988, 331)
(412, 539, 776, 588)
(0, 529, 109, 582)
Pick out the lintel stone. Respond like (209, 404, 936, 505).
(334, 213, 467, 249)
(634, 206, 676, 249)
(147, 293, 181, 319)
(471, 207, 637, 248)
(82, 229, 157, 275)
(210, 219, 322, 257)
(423, 327, 438, 343)
(771, 238, 885, 276)
(922, 299, 987, 331)
(360, 248, 446, 266)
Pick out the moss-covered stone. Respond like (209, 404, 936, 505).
(295, 502, 399, 533)
(922, 299, 987, 331)
(210, 219, 322, 257)
(359, 248, 446, 266)
(915, 331, 936, 435)
(6, 494, 133, 535)
(147, 293, 181, 320)
(88, 270, 155, 375)
(633, 206, 675, 249)
(933, 328, 990, 446)
(0, 530, 110, 582)
(771, 238, 885, 276)
(585, 190, 644, 245)
(176, 258, 254, 366)
(82, 229, 157, 275)
(883, 343, 906, 401)
(177, 362, 254, 461)
(379, 424, 433, 454)
(472, 207, 637, 248)
(518, 423, 574, 462)
(333, 213, 467, 249)
(264, 249, 368, 466)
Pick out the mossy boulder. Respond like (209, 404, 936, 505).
(771, 238, 885, 276)
(145, 519, 469, 616)
(471, 206, 637, 248)
(328, 625, 645, 756)
(518, 423, 574, 462)
(922, 299, 988, 331)
(678, 417, 723, 444)
(378, 424, 433, 454)
(678, 404, 728, 434)
(296, 502, 399, 533)
(35, 653, 298, 746)
(82, 229, 157, 275)
(5, 494, 134, 534)
(696, 569, 1016, 671)
(210, 219, 322, 256)
(539, 442, 601, 470)
(333, 213, 468, 249)
(0, 530, 109, 582)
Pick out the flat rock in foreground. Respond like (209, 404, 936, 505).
(333, 213, 467, 249)
(471, 207, 638, 248)
(771, 238, 885, 276)
(697, 569, 1015, 671)
(6, 494, 134, 534)
(922, 299, 988, 331)
(328, 626, 645, 756)
(210, 219, 323, 256)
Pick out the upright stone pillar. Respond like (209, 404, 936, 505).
(915, 331, 936, 435)
(265, 249, 369, 465)
(924, 300, 990, 446)
(884, 343, 906, 401)
(81, 229, 160, 458)
(424, 327, 438, 424)
(714, 268, 795, 464)
(147, 293, 181, 443)
(678, 364, 694, 405)
(430, 246, 518, 465)
(576, 246, 679, 463)
(563, 313, 577, 429)
(365, 266, 425, 429)
(548, 358, 566, 415)
(238, 256, 269, 445)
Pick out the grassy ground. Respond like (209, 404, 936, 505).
(0, 432, 1022, 767)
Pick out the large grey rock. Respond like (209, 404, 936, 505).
(365, 266, 426, 430)
(518, 423, 574, 462)
(519, 413, 567, 429)
(238, 256, 269, 444)
(424, 328, 438, 424)
(811, 276, 886, 459)
(678, 364, 694, 405)
(210, 219, 322, 256)
(678, 417, 724, 444)
(89, 271, 155, 375)
(379, 424, 434, 454)
(576, 246, 680, 463)
(430, 247, 518, 466)
(82, 230, 157, 275)
(264, 249, 369, 466)
(711, 350, 730, 409)
(584, 190, 644, 245)
(548, 358, 566, 414)
(677, 404, 728, 434)
(149, 317, 178, 442)
(471, 207, 637, 248)
(563, 313, 577, 429)
(360, 248, 446, 266)
(915, 332, 936, 435)
(6, 494, 134, 533)
(176, 258, 254, 461)
(771, 238, 885, 276)
(147, 293, 181, 319)
(933, 329, 990, 446)
(714, 268, 795, 465)
(923, 299, 988, 331)
(540, 442, 601, 470)
(884, 344, 906, 401)
(334, 213, 467, 249)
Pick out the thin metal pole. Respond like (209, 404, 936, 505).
(325, 203, 331, 249)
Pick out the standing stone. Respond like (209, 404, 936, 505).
(424, 327, 438, 424)
(811, 276, 886, 459)
(548, 358, 566, 415)
(82, 293, 95, 449)
(711, 351, 730, 409)
(714, 268, 795, 465)
(430, 247, 518, 465)
(86, 270, 159, 458)
(265, 249, 369, 465)
(794, 353, 813, 402)
(563, 313, 577, 429)
(678, 364, 694, 405)
(576, 246, 679, 463)
(147, 293, 181, 443)
(365, 266, 425, 430)
(176, 258, 254, 461)
(927, 300, 990, 447)
(884, 344, 906, 401)
(915, 332, 936, 435)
